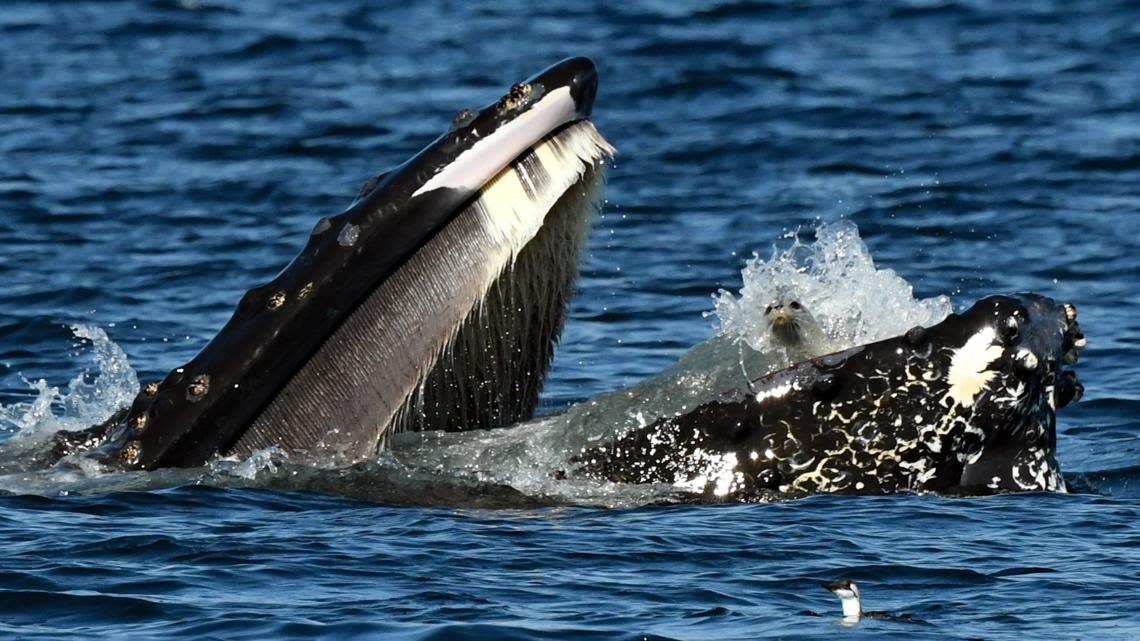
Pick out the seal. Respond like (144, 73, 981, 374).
(764, 298, 836, 362)
(573, 293, 1086, 497)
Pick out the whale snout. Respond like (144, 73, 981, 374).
(527, 56, 599, 120)
(565, 58, 598, 118)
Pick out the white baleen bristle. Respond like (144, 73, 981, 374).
(474, 120, 616, 253)
(394, 121, 614, 434)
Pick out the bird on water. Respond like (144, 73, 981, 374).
(822, 579, 924, 625)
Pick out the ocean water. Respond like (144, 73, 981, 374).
(2, 0, 1140, 639)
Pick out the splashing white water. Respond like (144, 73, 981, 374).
(0, 325, 139, 443)
(210, 446, 290, 480)
(711, 220, 953, 356)
(0, 325, 143, 490)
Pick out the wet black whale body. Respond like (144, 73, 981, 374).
(575, 294, 1086, 498)
(61, 57, 616, 469)
(52, 58, 1086, 500)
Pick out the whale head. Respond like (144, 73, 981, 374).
(78, 58, 615, 470)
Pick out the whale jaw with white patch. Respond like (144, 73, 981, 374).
(945, 326, 1005, 407)
(412, 86, 578, 198)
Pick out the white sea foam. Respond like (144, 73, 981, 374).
(0, 325, 141, 490)
(211, 446, 289, 480)
(711, 220, 953, 356)
(0, 325, 139, 442)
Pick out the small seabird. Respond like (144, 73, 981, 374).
(822, 579, 923, 625)
(763, 299, 835, 362)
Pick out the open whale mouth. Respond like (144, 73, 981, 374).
(72, 58, 615, 470)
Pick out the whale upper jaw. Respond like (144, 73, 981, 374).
(68, 58, 614, 470)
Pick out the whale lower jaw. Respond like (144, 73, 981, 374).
(231, 122, 613, 465)
(574, 294, 1086, 498)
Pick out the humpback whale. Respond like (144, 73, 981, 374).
(573, 294, 1085, 498)
(45, 58, 1086, 501)
(53, 57, 616, 470)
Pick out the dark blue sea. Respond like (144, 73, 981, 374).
(3, 1, 1140, 639)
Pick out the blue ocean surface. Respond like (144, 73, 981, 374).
(2, 1, 1140, 639)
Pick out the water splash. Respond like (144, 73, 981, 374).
(712, 220, 953, 356)
(0, 325, 138, 442)
(0, 325, 141, 488)
(204, 446, 291, 482)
